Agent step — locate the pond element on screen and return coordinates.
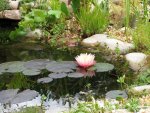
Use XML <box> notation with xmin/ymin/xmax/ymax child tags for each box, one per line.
<box><xmin>0</xmin><ymin>43</ymin><xmax>119</xmax><ymax>109</ymax></box>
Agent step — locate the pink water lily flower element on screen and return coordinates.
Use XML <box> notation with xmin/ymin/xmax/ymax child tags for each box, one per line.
<box><xmin>75</xmin><ymin>53</ymin><xmax>96</xmax><ymax>68</ymax></box>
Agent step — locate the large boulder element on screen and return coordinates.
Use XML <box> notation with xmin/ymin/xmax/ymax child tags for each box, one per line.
<box><xmin>0</xmin><ymin>10</ymin><xmax>21</xmax><ymax>20</ymax></box>
<box><xmin>82</xmin><ymin>34</ymin><xmax>134</xmax><ymax>54</ymax></box>
<box><xmin>125</xmin><ymin>52</ymin><xmax>148</xmax><ymax>71</ymax></box>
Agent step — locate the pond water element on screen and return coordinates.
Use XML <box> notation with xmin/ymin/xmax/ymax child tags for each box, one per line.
<box><xmin>0</xmin><ymin>43</ymin><xmax>119</xmax><ymax>108</ymax></box>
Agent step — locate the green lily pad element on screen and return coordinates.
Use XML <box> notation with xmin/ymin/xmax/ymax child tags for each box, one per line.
<box><xmin>37</xmin><ymin>77</ymin><xmax>53</xmax><ymax>83</ymax></box>
<box><xmin>46</xmin><ymin>61</ymin><xmax>74</xmax><ymax>73</ymax></box>
<box><xmin>48</xmin><ymin>73</ymin><xmax>67</xmax><ymax>79</ymax></box>
<box><xmin>0</xmin><ymin>61</ymin><xmax>26</xmax><ymax>73</ymax></box>
<box><xmin>24</xmin><ymin>59</ymin><xmax>50</xmax><ymax>70</ymax></box>
<box><xmin>94</xmin><ymin>63</ymin><xmax>114</xmax><ymax>72</ymax></box>
<box><xmin>22</xmin><ymin>69</ymin><xmax>41</xmax><ymax>76</ymax></box>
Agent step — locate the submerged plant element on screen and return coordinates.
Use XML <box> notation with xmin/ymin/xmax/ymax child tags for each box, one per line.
<box><xmin>75</xmin><ymin>53</ymin><xmax>96</xmax><ymax>68</ymax></box>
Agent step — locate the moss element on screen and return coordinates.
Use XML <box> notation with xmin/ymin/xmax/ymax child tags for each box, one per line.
<box><xmin>0</xmin><ymin>0</ymin><xmax>10</xmax><ymax>11</ymax></box>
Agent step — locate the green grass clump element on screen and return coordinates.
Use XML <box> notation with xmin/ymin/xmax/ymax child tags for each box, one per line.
<box><xmin>132</xmin><ymin>22</ymin><xmax>150</xmax><ymax>53</ymax></box>
<box><xmin>0</xmin><ymin>0</ymin><xmax>10</xmax><ymax>11</ymax></box>
<box><xmin>78</xmin><ymin>4</ymin><xmax>109</xmax><ymax>36</ymax></box>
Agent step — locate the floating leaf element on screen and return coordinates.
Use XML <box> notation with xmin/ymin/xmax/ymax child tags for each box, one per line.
<box><xmin>0</xmin><ymin>89</ymin><xmax>19</xmax><ymax>104</ymax></box>
<box><xmin>0</xmin><ymin>61</ymin><xmax>26</xmax><ymax>73</ymax></box>
<box><xmin>11</xmin><ymin>89</ymin><xmax>39</xmax><ymax>104</ymax></box>
<box><xmin>22</xmin><ymin>69</ymin><xmax>41</xmax><ymax>76</ymax></box>
<box><xmin>94</xmin><ymin>63</ymin><xmax>114</xmax><ymax>72</ymax></box>
<box><xmin>46</xmin><ymin>61</ymin><xmax>74</xmax><ymax>73</ymax></box>
<box><xmin>68</xmin><ymin>72</ymin><xmax>84</xmax><ymax>78</ymax></box>
<box><xmin>37</xmin><ymin>77</ymin><xmax>53</xmax><ymax>83</ymax></box>
<box><xmin>48</xmin><ymin>73</ymin><xmax>67</xmax><ymax>79</ymax></box>
<box><xmin>24</xmin><ymin>59</ymin><xmax>50</xmax><ymax>70</ymax></box>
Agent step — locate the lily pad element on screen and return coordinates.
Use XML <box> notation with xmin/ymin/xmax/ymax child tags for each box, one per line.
<box><xmin>59</xmin><ymin>61</ymin><xmax>77</xmax><ymax>69</ymax></box>
<box><xmin>11</xmin><ymin>89</ymin><xmax>39</xmax><ymax>104</ymax></box>
<box><xmin>46</xmin><ymin>62</ymin><xmax>73</xmax><ymax>73</ymax></box>
<box><xmin>0</xmin><ymin>61</ymin><xmax>26</xmax><ymax>73</ymax></box>
<box><xmin>68</xmin><ymin>72</ymin><xmax>84</xmax><ymax>78</ymax></box>
<box><xmin>0</xmin><ymin>89</ymin><xmax>19</xmax><ymax>104</ymax></box>
<box><xmin>105</xmin><ymin>90</ymin><xmax>128</xmax><ymax>99</ymax></box>
<box><xmin>24</xmin><ymin>59</ymin><xmax>50</xmax><ymax>70</ymax></box>
<box><xmin>48</xmin><ymin>73</ymin><xmax>67</xmax><ymax>79</ymax></box>
<box><xmin>37</xmin><ymin>77</ymin><xmax>53</xmax><ymax>83</ymax></box>
<box><xmin>94</xmin><ymin>63</ymin><xmax>114</xmax><ymax>72</ymax></box>
<box><xmin>22</xmin><ymin>69</ymin><xmax>41</xmax><ymax>76</ymax></box>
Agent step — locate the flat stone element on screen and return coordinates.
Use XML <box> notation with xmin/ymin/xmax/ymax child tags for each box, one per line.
<box><xmin>132</xmin><ymin>85</ymin><xmax>150</xmax><ymax>92</ymax></box>
<box><xmin>105</xmin><ymin>90</ymin><xmax>128</xmax><ymax>99</ymax></box>
<box><xmin>82</xmin><ymin>34</ymin><xmax>134</xmax><ymax>54</ymax></box>
<box><xmin>11</xmin><ymin>89</ymin><xmax>39</xmax><ymax>104</ymax></box>
<box><xmin>0</xmin><ymin>89</ymin><xmax>19</xmax><ymax>104</ymax></box>
<box><xmin>125</xmin><ymin>52</ymin><xmax>148</xmax><ymax>71</ymax></box>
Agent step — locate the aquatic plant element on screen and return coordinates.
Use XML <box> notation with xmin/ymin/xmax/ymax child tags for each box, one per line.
<box><xmin>75</xmin><ymin>53</ymin><xmax>96</xmax><ymax>68</ymax></box>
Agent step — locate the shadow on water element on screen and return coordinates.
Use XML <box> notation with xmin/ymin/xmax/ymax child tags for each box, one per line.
<box><xmin>0</xmin><ymin>43</ymin><xmax>119</xmax><ymax>102</ymax></box>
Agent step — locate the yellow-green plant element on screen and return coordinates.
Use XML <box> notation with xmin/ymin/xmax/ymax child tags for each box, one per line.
<box><xmin>0</xmin><ymin>0</ymin><xmax>10</xmax><ymax>11</ymax></box>
<box><xmin>78</xmin><ymin>3</ymin><xmax>109</xmax><ymax>36</ymax></box>
<box><xmin>132</xmin><ymin>21</ymin><xmax>150</xmax><ymax>53</ymax></box>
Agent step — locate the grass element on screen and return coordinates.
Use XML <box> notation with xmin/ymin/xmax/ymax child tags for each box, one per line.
<box><xmin>77</xmin><ymin>3</ymin><xmax>109</xmax><ymax>36</ymax></box>
<box><xmin>132</xmin><ymin>21</ymin><xmax>150</xmax><ymax>53</ymax></box>
<box><xmin>0</xmin><ymin>0</ymin><xmax>10</xmax><ymax>11</ymax></box>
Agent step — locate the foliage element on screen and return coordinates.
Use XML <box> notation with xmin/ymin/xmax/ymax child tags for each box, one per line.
<box><xmin>77</xmin><ymin>3</ymin><xmax>109</xmax><ymax>36</ymax></box>
<box><xmin>0</xmin><ymin>0</ymin><xmax>10</xmax><ymax>11</ymax></box>
<box><xmin>135</xmin><ymin>69</ymin><xmax>150</xmax><ymax>85</ymax></box>
<box><xmin>125</xmin><ymin>98</ymin><xmax>140</xmax><ymax>112</ymax></box>
<box><xmin>67</xmin><ymin>97</ymin><xmax>104</xmax><ymax>113</ymax></box>
<box><xmin>10</xmin><ymin>9</ymin><xmax>62</xmax><ymax>41</ymax></box>
<box><xmin>132</xmin><ymin>21</ymin><xmax>150</xmax><ymax>53</ymax></box>
<box><xmin>7</xmin><ymin>73</ymin><xmax>30</xmax><ymax>89</ymax></box>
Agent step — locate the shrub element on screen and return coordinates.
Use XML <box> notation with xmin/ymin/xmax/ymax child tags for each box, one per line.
<box><xmin>0</xmin><ymin>0</ymin><xmax>10</xmax><ymax>11</ymax></box>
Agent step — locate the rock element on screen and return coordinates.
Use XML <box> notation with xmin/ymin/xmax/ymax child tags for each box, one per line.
<box><xmin>132</xmin><ymin>85</ymin><xmax>150</xmax><ymax>92</ymax></box>
<box><xmin>82</xmin><ymin>34</ymin><xmax>134</xmax><ymax>54</ymax></box>
<box><xmin>0</xmin><ymin>89</ymin><xmax>19</xmax><ymax>104</ymax></box>
<box><xmin>105</xmin><ymin>90</ymin><xmax>128</xmax><ymax>99</ymax></box>
<box><xmin>26</xmin><ymin>29</ymin><xmax>43</xmax><ymax>39</ymax></box>
<box><xmin>9</xmin><ymin>0</ymin><xmax>19</xmax><ymax>10</ymax></box>
<box><xmin>0</xmin><ymin>10</ymin><xmax>21</xmax><ymax>20</ymax></box>
<box><xmin>125</xmin><ymin>52</ymin><xmax>148</xmax><ymax>71</ymax></box>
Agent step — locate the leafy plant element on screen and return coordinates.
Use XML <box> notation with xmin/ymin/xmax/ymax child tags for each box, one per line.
<box><xmin>135</xmin><ymin>69</ymin><xmax>150</xmax><ymax>85</ymax></box>
<box><xmin>0</xmin><ymin>0</ymin><xmax>10</xmax><ymax>11</ymax></box>
<box><xmin>67</xmin><ymin>97</ymin><xmax>104</xmax><ymax>113</ymax></box>
<box><xmin>125</xmin><ymin>98</ymin><xmax>140</xmax><ymax>112</ymax></box>
<box><xmin>77</xmin><ymin>3</ymin><xmax>109</xmax><ymax>36</ymax></box>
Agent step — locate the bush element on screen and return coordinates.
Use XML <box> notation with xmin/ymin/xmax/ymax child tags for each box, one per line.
<box><xmin>0</xmin><ymin>0</ymin><xmax>10</xmax><ymax>11</ymax></box>
<box><xmin>132</xmin><ymin>21</ymin><xmax>150</xmax><ymax>53</ymax></box>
